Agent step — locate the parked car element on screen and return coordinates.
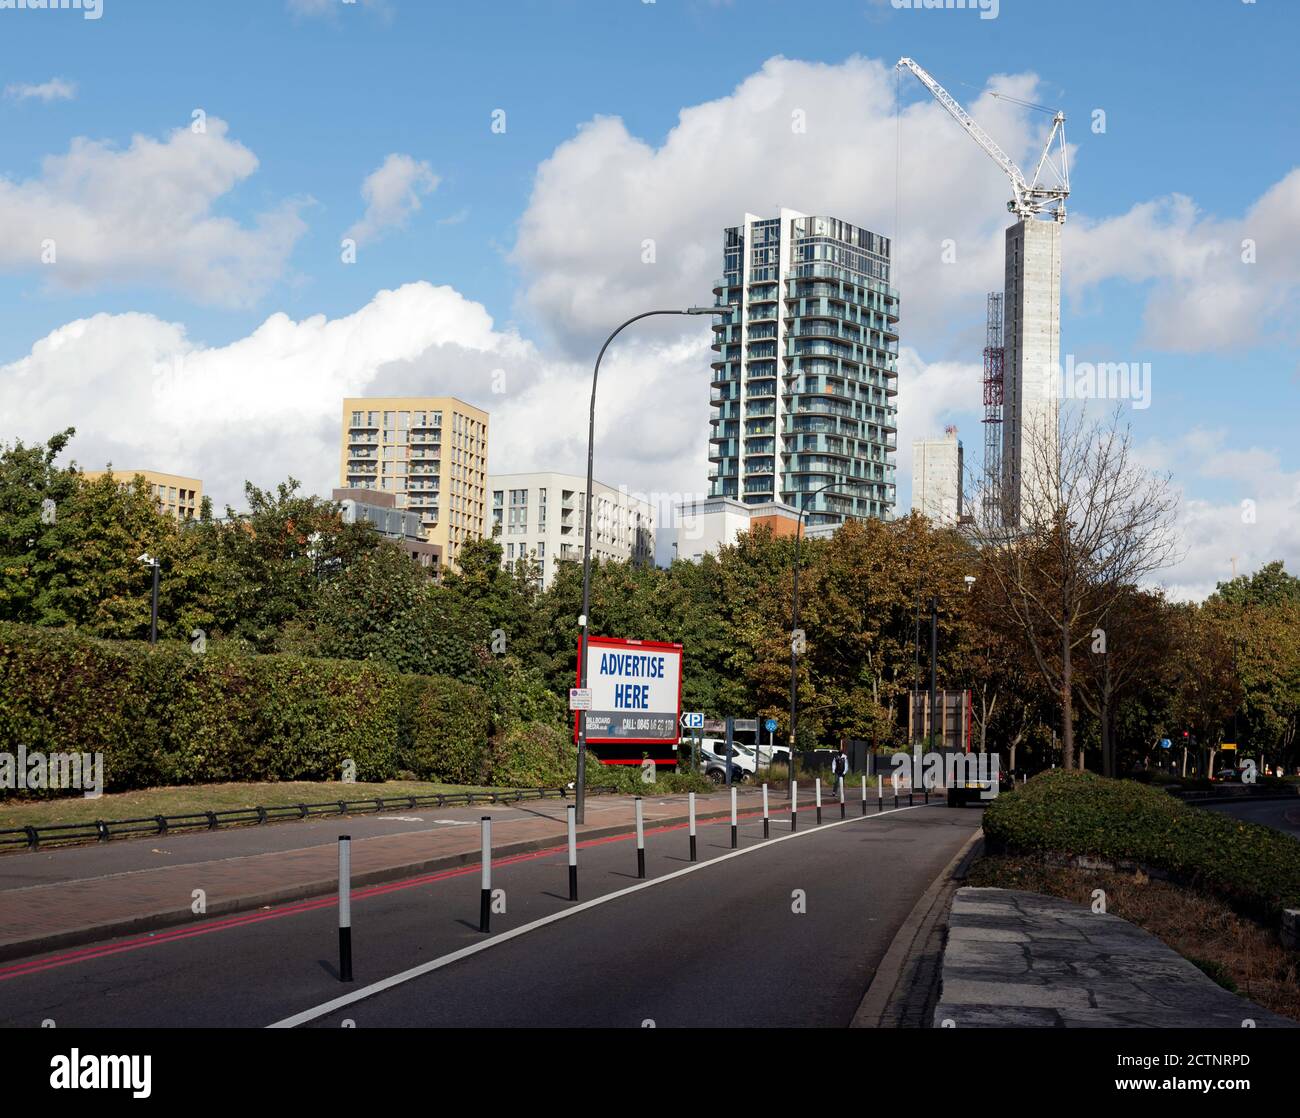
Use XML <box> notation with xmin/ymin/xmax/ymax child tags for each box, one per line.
<box><xmin>698</xmin><ymin>742</ymin><xmax>755</xmax><ymax>784</ymax></box>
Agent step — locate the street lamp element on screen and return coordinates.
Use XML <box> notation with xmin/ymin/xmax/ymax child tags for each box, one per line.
<box><xmin>138</xmin><ymin>552</ymin><xmax>160</xmax><ymax>645</ymax></box>
<box><xmin>789</xmin><ymin>476</ymin><xmax>852</xmax><ymax>798</ymax></box>
<box><xmin>575</xmin><ymin>304</ymin><xmax>722</xmax><ymax>824</ymax></box>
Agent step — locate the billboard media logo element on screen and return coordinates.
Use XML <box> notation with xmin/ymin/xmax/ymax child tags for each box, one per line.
<box><xmin>0</xmin><ymin>0</ymin><xmax>103</xmax><ymax>18</ymax></box>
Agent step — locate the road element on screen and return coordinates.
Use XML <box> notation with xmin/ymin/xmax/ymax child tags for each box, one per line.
<box><xmin>1205</xmin><ymin>796</ymin><xmax>1300</xmax><ymax>838</ymax></box>
<box><xmin>0</xmin><ymin>800</ymin><xmax>980</xmax><ymax>1028</ymax></box>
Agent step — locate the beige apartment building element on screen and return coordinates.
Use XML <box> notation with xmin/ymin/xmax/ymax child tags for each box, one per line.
<box><xmin>83</xmin><ymin>469</ymin><xmax>203</xmax><ymax>522</ymax></box>
<box><xmin>340</xmin><ymin>397</ymin><xmax>488</xmax><ymax>570</ymax></box>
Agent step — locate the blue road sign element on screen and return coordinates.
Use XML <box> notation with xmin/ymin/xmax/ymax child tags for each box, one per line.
<box><xmin>1160</xmin><ymin>738</ymin><xmax>1171</xmax><ymax>749</ymax></box>
<box><xmin>680</xmin><ymin>712</ymin><xmax>704</xmax><ymax>730</ymax></box>
<box><xmin>764</xmin><ymin>718</ymin><xmax>778</xmax><ymax>733</ymax></box>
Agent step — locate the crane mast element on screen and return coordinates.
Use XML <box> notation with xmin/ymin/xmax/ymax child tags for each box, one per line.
<box><xmin>895</xmin><ymin>56</ymin><xmax>1070</xmax><ymax>223</ymax></box>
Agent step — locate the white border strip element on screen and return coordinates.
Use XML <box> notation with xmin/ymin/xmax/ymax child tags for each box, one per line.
<box><xmin>267</xmin><ymin>801</ymin><xmax>937</xmax><ymax>1028</ymax></box>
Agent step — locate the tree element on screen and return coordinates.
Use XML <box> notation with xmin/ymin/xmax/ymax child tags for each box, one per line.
<box><xmin>971</xmin><ymin>406</ymin><xmax>1181</xmax><ymax>769</ymax></box>
<box><xmin>1075</xmin><ymin>586</ymin><xmax>1169</xmax><ymax>776</ymax></box>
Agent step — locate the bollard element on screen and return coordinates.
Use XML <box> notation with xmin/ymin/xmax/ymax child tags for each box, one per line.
<box><xmin>337</xmin><ymin>835</ymin><xmax>353</xmax><ymax>982</ymax></box>
<box><xmin>479</xmin><ymin>817</ymin><xmax>492</xmax><ymax>933</ymax></box>
<box><xmin>839</xmin><ymin>777</ymin><xmax>846</xmax><ymax>819</ymax></box>
<box><xmin>878</xmin><ymin>774</ymin><xmax>884</xmax><ymax>812</ymax></box>
<box><xmin>635</xmin><ymin>797</ymin><xmax>645</xmax><ymax>879</ymax></box>
<box><xmin>861</xmin><ymin>775</ymin><xmax>867</xmax><ymax>816</ymax></box>
<box><xmin>815</xmin><ymin>778</ymin><xmax>822</xmax><ymax>825</ymax></box>
<box><xmin>567</xmin><ymin>804</ymin><xmax>578</xmax><ymax>901</ymax></box>
<box><xmin>730</xmin><ymin>786</ymin><xmax>738</xmax><ymax>849</ymax></box>
<box><xmin>688</xmin><ymin>791</ymin><xmax>697</xmax><ymax>862</ymax></box>
<box><xmin>762</xmin><ymin>783</ymin><xmax>770</xmax><ymax>839</ymax></box>
<box><xmin>791</xmin><ymin>780</ymin><xmax>798</xmax><ymax>831</ymax></box>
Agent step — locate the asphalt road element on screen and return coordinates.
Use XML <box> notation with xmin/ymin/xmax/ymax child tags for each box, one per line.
<box><xmin>0</xmin><ymin>800</ymin><xmax>981</xmax><ymax>1028</ymax></box>
<box><xmin>1205</xmin><ymin>797</ymin><xmax>1300</xmax><ymax>838</ymax></box>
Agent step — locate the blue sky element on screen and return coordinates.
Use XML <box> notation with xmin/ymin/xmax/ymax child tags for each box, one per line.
<box><xmin>0</xmin><ymin>0</ymin><xmax>1296</xmax><ymax>596</ymax></box>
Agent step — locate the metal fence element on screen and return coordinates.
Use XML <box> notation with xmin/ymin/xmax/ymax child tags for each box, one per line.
<box><xmin>0</xmin><ymin>784</ymin><xmax>620</xmax><ymax>852</ymax></box>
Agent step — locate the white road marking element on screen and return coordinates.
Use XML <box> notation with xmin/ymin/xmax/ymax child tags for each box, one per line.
<box><xmin>267</xmin><ymin>801</ymin><xmax>940</xmax><ymax>1028</ymax></box>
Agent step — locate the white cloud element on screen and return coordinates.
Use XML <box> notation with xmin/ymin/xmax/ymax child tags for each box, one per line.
<box><xmin>511</xmin><ymin>56</ymin><xmax>1067</xmax><ymax>356</ymax></box>
<box><xmin>1141</xmin><ymin>430</ymin><xmax>1300</xmax><ymax>601</ymax></box>
<box><xmin>346</xmin><ymin>154</ymin><xmax>439</xmax><ymax>245</ymax></box>
<box><xmin>0</xmin><ymin>283</ymin><xmax>713</xmax><ymax>543</ymax></box>
<box><xmin>4</xmin><ymin>78</ymin><xmax>77</xmax><ymax>103</ymax></box>
<box><xmin>1066</xmin><ymin>170</ymin><xmax>1300</xmax><ymax>351</ymax></box>
<box><xmin>0</xmin><ymin>117</ymin><xmax>305</xmax><ymax>307</ymax></box>
<box><xmin>892</xmin><ymin>346</ymin><xmax>982</xmax><ymax>508</ymax></box>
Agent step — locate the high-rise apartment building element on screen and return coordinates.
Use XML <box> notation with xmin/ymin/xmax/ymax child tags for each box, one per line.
<box><xmin>83</xmin><ymin>469</ymin><xmax>203</xmax><ymax>522</ymax></box>
<box><xmin>911</xmin><ymin>427</ymin><xmax>964</xmax><ymax>526</ymax></box>
<box><xmin>488</xmin><ymin>471</ymin><xmax>654</xmax><ymax>589</ymax></box>
<box><xmin>340</xmin><ymin>397</ymin><xmax>488</xmax><ymax>570</ymax></box>
<box><xmin>710</xmin><ymin>209</ymin><xmax>899</xmax><ymax>532</ymax></box>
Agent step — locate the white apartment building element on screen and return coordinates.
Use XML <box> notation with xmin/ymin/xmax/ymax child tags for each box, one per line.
<box><xmin>911</xmin><ymin>428</ymin><xmax>964</xmax><ymax>526</ymax></box>
<box><xmin>489</xmin><ymin>472</ymin><xmax>655</xmax><ymax>589</ymax></box>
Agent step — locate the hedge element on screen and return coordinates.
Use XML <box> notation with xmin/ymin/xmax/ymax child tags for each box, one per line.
<box><xmin>0</xmin><ymin>622</ymin><xmax>684</xmax><ymax>794</ymax></box>
<box><xmin>982</xmin><ymin>770</ymin><xmax>1300</xmax><ymax>923</ymax></box>
<box><xmin>0</xmin><ymin>622</ymin><xmax>408</xmax><ymax>790</ymax></box>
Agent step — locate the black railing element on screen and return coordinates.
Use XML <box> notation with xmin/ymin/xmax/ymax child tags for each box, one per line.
<box><xmin>0</xmin><ymin>785</ymin><xmax>620</xmax><ymax>852</ymax></box>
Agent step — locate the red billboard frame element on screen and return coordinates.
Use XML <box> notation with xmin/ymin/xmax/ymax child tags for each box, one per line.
<box><xmin>574</xmin><ymin>635</ymin><xmax>683</xmax><ymax>764</ymax></box>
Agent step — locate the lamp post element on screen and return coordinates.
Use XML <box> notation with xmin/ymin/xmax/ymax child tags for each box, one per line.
<box><xmin>138</xmin><ymin>552</ymin><xmax>160</xmax><ymax>645</ymax></box>
<box><xmin>575</xmin><ymin>305</ymin><xmax>721</xmax><ymax>824</ymax></box>
<box><xmin>789</xmin><ymin>477</ymin><xmax>851</xmax><ymax>799</ymax></box>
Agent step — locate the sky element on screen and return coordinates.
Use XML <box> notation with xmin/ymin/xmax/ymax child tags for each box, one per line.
<box><xmin>0</xmin><ymin>0</ymin><xmax>1296</xmax><ymax>599</ymax></box>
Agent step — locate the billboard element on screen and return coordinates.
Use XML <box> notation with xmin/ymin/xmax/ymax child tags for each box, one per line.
<box><xmin>574</xmin><ymin>636</ymin><xmax>682</xmax><ymax>764</ymax></box>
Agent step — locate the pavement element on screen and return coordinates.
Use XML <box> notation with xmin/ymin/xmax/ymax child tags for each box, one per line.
<box><xmin>0</xmin><ymin>795</ymin><xmax>979</xmax><ymax>1028</ymax></box>
<box><xmin>934</xmin><ymin>887</ymin><xmax>1298</xmax><ymax>1028</ymax></box>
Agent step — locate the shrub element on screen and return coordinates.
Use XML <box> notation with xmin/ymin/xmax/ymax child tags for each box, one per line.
<box><xmin>399</xmin><ymin>674</ymin><xmax>491</xmax><ymax>784</ymax></box>
<box><xmin>983</xmin><ymin>770</ymin><xmax>1300</xmax><ymax>922</ymax></box>
<box><xmin>485</xmin><ymin>721</ymin><xmax>573</xmax><ymax>787</ymax></box>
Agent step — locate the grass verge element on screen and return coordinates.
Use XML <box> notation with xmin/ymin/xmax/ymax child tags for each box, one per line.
<box><xmin>967</xmin><ymin>853</ymin><xmax>1300</xmax><ymax>1022</ymax></box>
<box><xmin>0</xmin><ymin>780</ymin><xmax>493</xmax><ymax>831</ymax></box>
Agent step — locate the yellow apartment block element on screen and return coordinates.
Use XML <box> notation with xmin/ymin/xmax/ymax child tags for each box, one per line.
<box><xmin>83</xmin><ymin>469</ymin><xmax>203</xmax><ymax>522</ymax></box>
<box><xmin>340</xmin><ymin>397</ymin><xmax>488</xmax><ymax>570</ymax></box>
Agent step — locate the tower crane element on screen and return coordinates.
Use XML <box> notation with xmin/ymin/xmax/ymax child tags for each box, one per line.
<box><xmin>895</xmin><ymin>56</ymin><xmax>1070</xmax><ymax>223</ymax></box>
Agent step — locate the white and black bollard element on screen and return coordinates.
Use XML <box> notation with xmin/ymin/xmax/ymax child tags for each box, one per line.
<box><xmin>337</xmin><ymin>835</ymin><xmax>353</xmax><ymax>982</ymax></box>
<box><xmin>635</xmin><ymin>797</ymin><xmax>645</xmax><ymax>879</ymax></box>
<box><xmin>479</xmin><ymin>817</ymin><xmax>492</xmax><ymax>933</ymax></box>
<box><xmin>839</xmin><ymin>776</ymin><xmax>846</xmax><ymax>819</ymax></box>
<box><xmin>791</xmin><ymin>780</ymin><xmax>798</xmax><ymax>831</ymax></box>
<box><xmin>861</xmin><ymin>774</ymin><xmax>867</xmax><ymax>815</ymax></box>
<box><xmin>878</xmin><ymin>774</ymin><xmax>884</xmax><ymax>812</ymax></box>
<box><xmin>762</xmin><ymin>783</ymin><xmax>770</xmax><ymax>839</ymax></box>
<box><xmin>688</xmin><ymin>791</ymin><xmax>697</xmax><ymax>862</ymax></box>
<box><xmin>567</xmin><ymin>804</ymin><xmax>578</xmax><ymax>901</ymax></box>
<box><xmin>730</xmin><ymin>785</ymin><xmax>738</xmax><ymax>849</ymax></box>
<box><xmin>815</xmin><ymin>778</ymin><xmax>822</xmax><ymax>825</ymax></box>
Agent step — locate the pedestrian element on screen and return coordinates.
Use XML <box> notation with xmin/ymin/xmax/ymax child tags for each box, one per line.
<box><xmin>831</xmin><ymin>749</ymin><xmax>848</xmax><ymax>794</ymax></box>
